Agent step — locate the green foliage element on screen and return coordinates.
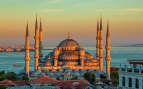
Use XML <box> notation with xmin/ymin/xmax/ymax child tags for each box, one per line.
<box><xmin>83</xmin><ymin>72</ymin><xmax>96</xmax><ymax>84</ymax></box>
<box><xmin>6</xmin><ymin>72</ymin><xmax>18</xmax><ymax>81</ymax></box>
<box><xmin>100</xmin><ymin>74</ymin><xmax>106</xmax><ymax>82</ymax></box>
<box><xmin>110</xmin><ymin>71</ymin><xmax>119</xmax><ymax>85</ymax></box>
<box><xmin>71</xmin><ymin>76</ymin><xmax>78</xmax><ymax>80</ymax></box>
<box><xmin>22</xmin><ymin>74</ymin><xmax>29</xmax><ymax>80</ymax></box>
<box><xmin>0</xmin><ymin>71</ymin><xmax>6</xmax><ymax>81</ymax></box>
<box><xmin>0</xmin><ymin>71</ymin><xmax>20</xmax><ymax>81</ymax></box>
<box><xmin>0</xmin><ymin>85</ymin><xmax>6</xmax><ymax>89</ymax></box>
<box><xmin>56</xmin><ymin>77</ymin><xmax>60</xmax><ymax>80</ymax></box>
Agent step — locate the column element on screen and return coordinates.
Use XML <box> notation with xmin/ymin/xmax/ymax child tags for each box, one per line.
<box><xmin>132</xmin><ymin>77</ymin><xmax>135</xmax><ymax>88</ymax></box>
<box><xmin>119</xmin><ymin>75</ymin><xmax>122</xmax><ymax>87</ymax></box>
<box><xmin>125</xmin><ymin>65</ymin><xmax>128</xmax><ymax>72</ymax></box>
<box><xmin>125</xmin><ymin>76</ymin><xmax>128</xmax><ymax>88</ymax></box>
<box><xmin>132</xmin><ymin>64</ymin><xmax>134</xmax><ymax>73</ymax></box>
<box><xmin>139</xmin><ymin>78</ymin><xmax>142</xmax><ymax>89</ymax></box>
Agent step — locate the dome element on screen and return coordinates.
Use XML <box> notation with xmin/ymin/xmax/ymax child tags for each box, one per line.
<box><xmin>58</xmin><ymin>38</ymin><xmax>79</xmax><ymax>48</ymax></box>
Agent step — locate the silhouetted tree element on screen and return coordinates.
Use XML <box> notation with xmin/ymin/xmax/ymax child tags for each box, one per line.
<box><xmin>110</xmin><ymin>67</ymin><xmax>119</xmax><ymax>85</ymax></box>
<box><xmin>83</xmin><ymin>72</ymin><xmax>96</xmax><ymax>84</ymax></box>
<box><xmin>71</xmin><ymin>76</ymin><xmax>78</xmax><ymax>80</ymax></box>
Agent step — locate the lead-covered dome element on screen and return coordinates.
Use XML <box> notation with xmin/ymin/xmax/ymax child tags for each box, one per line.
<box><xmin>57</xmin><ymin>34</ymin><xmax>80</xmax><ymax>51</ymax></box>
<box><xmin>58</xmin><ymin>39</ymin><xmax>79</xmax><ymax>47</ymax></box>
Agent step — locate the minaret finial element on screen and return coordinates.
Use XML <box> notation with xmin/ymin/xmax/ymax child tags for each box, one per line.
<box><xmin>100</xmin><ymin>16</ymin><xmax>102</xmax><ymax>30</ymax></box>
<box><xmin>26</xmin><ymin>21</ymin><xmax>29</xmax><ymax>36</ymax></box>
<box><xmin>39</xmin><ymin>18</ymin><xmax>42</xmax><ymax>32</ymax></box>
<box><xmin>35</xmin><ymin>14</ymin><xmax>38</xmax><ymax>29</ymax></box>
<box><xmin>107</xmin><ymin>20</ymin><xmax>110</xmax><ymax>37</ymax></box>
<box><xmin>67</xmin><ymin>32</ymin><xmax>71</xmax><ymax>39</ymax></box>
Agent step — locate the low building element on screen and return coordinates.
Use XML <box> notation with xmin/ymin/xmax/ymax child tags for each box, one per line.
<box><xmin>118</xmin><ymin>59</ymin><xmax>143</xmax><ymax>89</ymax></box>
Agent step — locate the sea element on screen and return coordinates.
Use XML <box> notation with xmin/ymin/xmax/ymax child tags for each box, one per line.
<box><xmin>0</xmin><ymin>47</ymin><xmax>143</xmax><ymax>73</ymax></box>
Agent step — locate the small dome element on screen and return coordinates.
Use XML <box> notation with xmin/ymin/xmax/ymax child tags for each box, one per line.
<box><xmin>58</xmin><ymin>39</ymin><xmax>79</xmax><ymax>48</ymax></box>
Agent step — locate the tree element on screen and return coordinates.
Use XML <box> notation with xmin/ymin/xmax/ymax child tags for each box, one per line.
<box><xmin>110</xmin><ymin>71</ymin><xmax>119</xmax><ymax>85</ymax></box>
<box><xmin>0</xmin><ymin>85</ymin><xmax>6</xmax><ymax>89</ymax></box>
<box><xmin>0</xmin><ymin>71</ymin><xmax>6</xmax><ymax>81</ymax></box>
<box><xmin>71</xmin><ymin>76</ymin><xmax>78</xmax><ymax>80</ymax></box>
<box><xmin>6</xmin><ymin>72</ymin><xmax>19</xmax><ymax>81</ymax></box>
<box><xmin>100</xmin><ymin>74</ymin><xmax>106</xmax><ymax>82</ymax></box>
<box><xmin>83</xmin><ymin>72</ymin><xmax>96</xmax><ymax>84</ymax></box>
<box><xmin>22</xmin><ymin>74</ymin><xmax>29</xmax><ymax>80</ymax></box>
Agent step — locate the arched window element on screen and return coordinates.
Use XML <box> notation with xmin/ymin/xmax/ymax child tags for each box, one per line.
<box><xmin>122</xmin><ymin>77</ymin><xmax>125</xmax><ymax>86</ymax></box>
<box><xmin>128</xmin><ymin>78</ymin><xmax>132</xmax><ymax>87</ymax></box>
<box><xmin>136</xmin><ymin>79</ymin><xmax>139</xmax><ymax>88</ymax></box>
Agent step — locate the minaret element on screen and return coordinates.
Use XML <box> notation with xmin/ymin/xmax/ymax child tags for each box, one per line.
<box><xmin>96</xmin><ymin>21</ymin><xmax>100</xmax><ymax>61</ymax></box>
<box><xmin>39</xmin><ymin>19</ymin><xmax>43</xmax><ymax>63</ymax></box>
<box><xmin>25</xmin><ymin>22</ymin><xmax>30</xmax><ymax>76</ymax></box>
<box><xmin>99</xmin><ymin>17</ymin><xmax>103</xmax><ymax>72</ymax></box>
<box><xmin>105</xmin><ymin>22</ymin><xmax>111</xmax><ymax>80</ymax></box>
<box><xmin>34</xmin><ymin>16</ymin><xmax>39</xmax><ymax>71</ymax></box>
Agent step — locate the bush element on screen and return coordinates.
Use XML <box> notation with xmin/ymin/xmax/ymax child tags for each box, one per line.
<box><xmin>110</xmin><ymin>71</ymin><xmax>119</xmax><ymax>85</ymax></box>
<box><xmin>83</xmin><ymin>72</ymin><xmax>96</xmax><ymax>84</ymax></box>
<box><xmin>0</xmin><ymin>71</ymin><xmax>20</xmax><ymax>81</ymax></box>
<box><xmin>71</xmin><ymin>76</ymin><xmax>78</xmax><ymax>80</ymax></box>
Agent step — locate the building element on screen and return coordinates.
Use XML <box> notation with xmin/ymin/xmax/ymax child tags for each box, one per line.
<box><xmin>24</xmin><ymin>17</ymin><xmax>112</xmax><ymax>80</ymax></box>
<box><xmin>118</xmin><ymin>59</ymin><xmax>143</xmax><ymax>89</ymax></box>
<box><xmin>6</xmin><ymin>75</ymin><xmax>94</xmax><ymax>89</ymax></box>
<box><xmin>41</xmin><ymin>35</ymin><xmax>100</xmax><ymax>70</ymax></box>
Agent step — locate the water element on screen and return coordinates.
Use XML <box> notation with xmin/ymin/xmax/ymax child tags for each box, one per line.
<box><xmin>0</xmin><ymin>47</ymin><xmax>143</xmax><ymax>73</ymax></box>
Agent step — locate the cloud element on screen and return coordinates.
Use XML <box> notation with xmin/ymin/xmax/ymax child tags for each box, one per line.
<box><xmin>40</xmin><ymin>9</ymin><xmax>64</xmax><ymax>13</ymax></box>
<box><xmin>47</xmin><ymin>0</ymin><xmax>64</xmax><ymax>3</ymax></box>
<box><xmin>127</xmin><ymin>8</ymin><xmax>143</xmax><ymax>12</ymax></box>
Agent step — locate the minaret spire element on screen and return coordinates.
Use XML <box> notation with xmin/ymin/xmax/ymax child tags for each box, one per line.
<box><xmin>25</xmin><ymin>22</ymin><xmax>30</xmax><ymax>76</ymax></box>
<box><xmin>99</xmin><ymin>17</ymin><xmax>103</xmax><ymax>72</ymax></box>
<box><xmin>39</xmin><ymin>18</ymin><xmax>43</xmax><ymax>63</ymax></box>
<box><xmin>34</xmin><ymin>16</ymin><xmax>39</xmax><ymax>71</ymax></box>
<box><xmin>96</xmin><ymin>20</ymin><xmax>100</xmax><ymax>61</ymax></box>
<box><xmin>105</xmin><ymin>21</ymin><xmax>111</xmax><ymax>80</ymax></box>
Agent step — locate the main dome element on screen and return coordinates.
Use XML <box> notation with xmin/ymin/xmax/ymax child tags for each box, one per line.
<box><xmin>58</xmin><ymin>39</ymin><xmax>79</xmax><ymax>48</ymax></box>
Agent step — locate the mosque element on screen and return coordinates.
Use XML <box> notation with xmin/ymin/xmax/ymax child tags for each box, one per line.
<box><xmin>24</xmin><ymin>17</ymin><xmax>111</xmax><ymax>80</ymax></box>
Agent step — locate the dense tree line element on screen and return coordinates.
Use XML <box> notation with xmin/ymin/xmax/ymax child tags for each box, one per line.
<box><xmin>0</xmin><ymin>71</ymin><xmax>20</xmax><ymax>81</ymax></box>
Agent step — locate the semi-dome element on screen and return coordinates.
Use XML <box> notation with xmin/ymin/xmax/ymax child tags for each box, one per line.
<box><xmin>59</xmin><ymin>51</ymin><xmax>79</xmax><ymax>60</ymax></box>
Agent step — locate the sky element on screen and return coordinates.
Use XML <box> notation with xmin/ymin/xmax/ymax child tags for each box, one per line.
<box><xmin>0</xmin><ymin>0</ymin><xmax>143</xmax><ymax>47</ymax></box>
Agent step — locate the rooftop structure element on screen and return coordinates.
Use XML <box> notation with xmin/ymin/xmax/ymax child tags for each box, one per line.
<box><xmin>118</xmin><ymin>58</ymin><xmax>143</xmax><ymax>89</ymax></box>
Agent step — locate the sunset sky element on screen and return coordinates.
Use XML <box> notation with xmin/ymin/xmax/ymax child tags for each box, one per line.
<box><xmin>0</xmin><ymin>0</ymin><xmax>143</xmax><ymax>46</ymax></box>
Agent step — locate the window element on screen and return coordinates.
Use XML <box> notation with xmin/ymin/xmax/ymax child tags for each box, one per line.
<box><xmin>128</xmin><ymin>78</ymin><xmax>132</xmax><ymax>88</ymax></box>
<box><xmin>122</xmin><ymin>77</ymin><xmax>125</xmax><ymax>86</ymax></box>
<box><xmin>136</xmin><ymin>79</ymin><xmax>139</xmax><ymax>88</ymax></box>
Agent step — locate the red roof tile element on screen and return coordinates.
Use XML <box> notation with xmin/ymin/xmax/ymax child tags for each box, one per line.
<box><xmin>0</xmin><ymin>80</ymin><xmax>16</xmax><ymax>86</ymax></box>
<box><xmin>13</xmin><ymin>80</ymin><xmax>29</xmax><ymax>86</ymax></box>
<box><xmin>54</xmin><ymin>80</ymin><xmax>91</xmax><ymax>89</ymax></box>
<box><xmin>32</xmin><ymin>75</ymin><xmax>60</xmax><ymax>84</ymax></box>
<box><xmin>0</xmin><ymin>80</ymin><xmax>29</xmax><ymax>86</ymax></box>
